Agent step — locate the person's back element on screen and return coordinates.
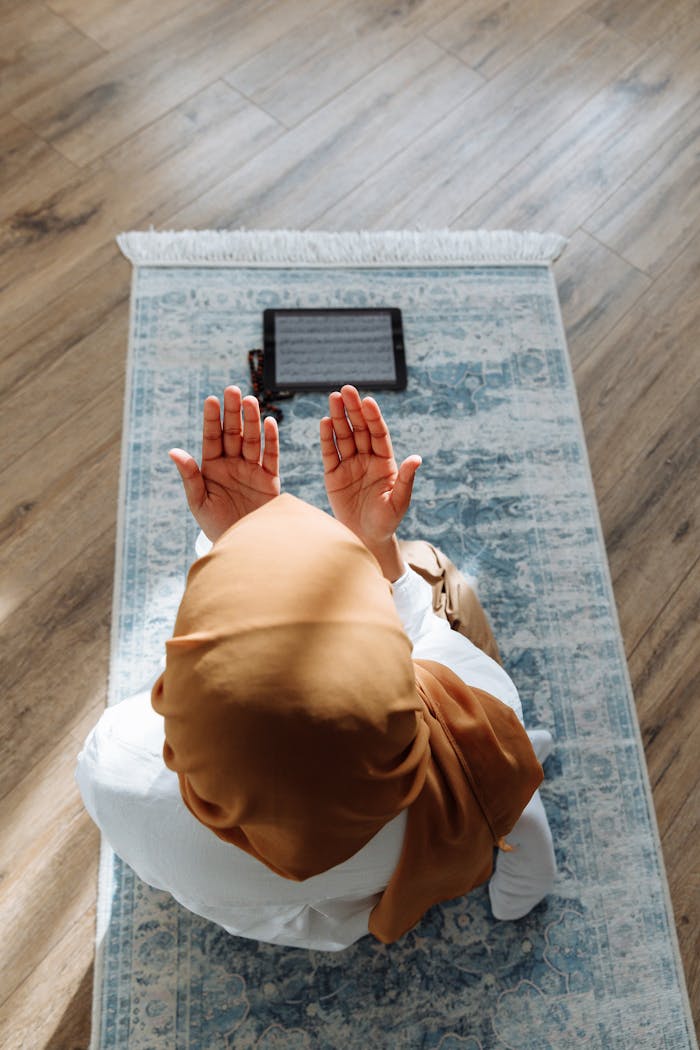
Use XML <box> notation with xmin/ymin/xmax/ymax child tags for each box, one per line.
<box><xmin>76</xmin><ymin>385</ymin><xmax>555</xmax><ymax>950</ymax></box>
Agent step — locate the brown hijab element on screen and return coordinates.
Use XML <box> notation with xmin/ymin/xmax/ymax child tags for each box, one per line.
<box><xmin>152</xmin><ymin>494</ymin><xmax>542</xmax><ymax>943</ymax></box>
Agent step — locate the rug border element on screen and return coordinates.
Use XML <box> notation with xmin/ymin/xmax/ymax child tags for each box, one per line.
<box><xmin>89</xmin><ymin>260</ymin><xmax>141</xmax><ymax>1050</ymax></box>
<box><xmin>544</xmin><ymin>266</ymin><xmax>698</xmax><ymax>1048</ymax></box>
<box><xmin>92</xmin><ymin>236</ymin><xmax>697</xmax><ymax>1049</ymax></box>
<box><xmin>116</xmin><ymin>228</ymin><xmax>568</xmax><ymax>268</ymax></box>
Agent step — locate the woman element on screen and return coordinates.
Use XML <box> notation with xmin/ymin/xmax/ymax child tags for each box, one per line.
<box><xmin>76</xmin><ymin>385</ymin><xmax>556</xmax><ymax>951</ymax></box>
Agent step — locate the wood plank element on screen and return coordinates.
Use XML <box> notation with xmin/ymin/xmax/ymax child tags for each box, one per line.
<box><xmin>0</xmin><ymin>114</ymin><xmax>79</xmax><ymax>222</ymax></box>
<box><xmin>0</xmin><ymin>84</ymin><xmax>281</xmax><ymax>333</ymax></box>
<box><xmin>0</xmin><ymin>431</ymin><xmax>120</xmax><ymax>635</ymax></box>
<box><xmin>657</xmin><ymin>780</ymin><xmax>700</xmax><ymax>1015</ymax></box>
<box><xmin>630</xmin><ymin>566</ymin><xmax>700</xmax><ymax>830</ymax></box>
<box><xmin>647</xmin><ymin>0</ymin><xmax>700</xmax><ymax>57</ymax></box>
<box><xmin>427</xmin><ymin>0</ymin><xmax>585</xmax><ymax>78</ymax></box>
<box><xmin>0</xmin><ymin>704</ymin><xmax>103</xmax><ymax>854</ymax></box>
<box><xmin>0</xmin><ymin>159</ymin><xmax>117</xmax><ymax>321</ymax></box>
<box><xmin>0</xmin><ymin>307</ymin><xmax>126</xmax><ymax>471</ymax></box>
<box><xmin>0</xmin><ymin>369</ymin><xmax>125</xmax><ymax>594</ymax></box>
<box><xmin>454</xmin><ymin>37</ymin><xmax>700</xmax><ymax>235</ymax></box>
<box><xmin>0</xmin><ymin>250</ymin><xmax>128</xmax><ymax>390</ymax></box>
<box><xmin>576</xmin><ymin>237</ymin><xmax>700</xmax><ymax>502</ymax></box>
<box><xmin>47</xmin><ymin>0</ymin><xmax>199</xmax><ymax>51</ymax></box>
<box><xmin>654</xmin><ymin>693</ymin><xmax>700</xmax><ymax>840</ymax></box>
<box><xmin>600</xmin><ymin>381</ymin><xmax>699</xmax><ymax>653</ymax></box>
<box><xmin>103</xmin><ymin>80</ymin><xmax>283</xmax><ymax>180</ymax></box>
<box><xmin>168</xmin><ymin>37</ymin><xmax>483</xmax><ymax>231</ymax></box>
<box><xmin>12</xmin><ymin>0</ymin><xmax>332</xmax><ymax>166</ymax></box>
<box><xmin>316</xmin><ymin>12</ymin><xmax>641</xmax><ymax>229</ymax></box>
<box><xmin>636</xmin><ymin>701</ymin><xmax>699</xmax><ymax>1022</ymax></box>
<box><xmin>553</xmin><ymin>229</ymin><xmax>652</xmax><ymax>370</ymax></box>
<box><xmin>0</xmin><ymin>913</ymin><xmax>94</xmax><ymax>1049</ymax></box>
<box><xmin>0</xmin><ymin>806</ymin><xmax>99</xmax><ymax>1006</ymax></box>
<box><xmin>586</xmin><ymin>0</ymin><xmax>699</xmax><ymax>51</ymax></box>
<box><xmin>0</xmin><ymin>710</ymin><xmax>101</xmax><ymax>1046</ymax></box>
<box><xmin>224</xmin><ymin>0</ymin><xmax>465</xmax><ymax>127</ymax></box>
<box><xmin>630</xmin><ymin>566</ymin><xmax>700</xmax><ymax>731</ymax></box>
<box><xmin>0</xmin><ymin>518</ymin><xmax>117</xmax><ymax>798</ymax></box>
<box><xmin>584</xmin><ymin>99</ymin><xmax>700</xmax><ymax>276</ymax></box>
<box><xmin>0</xmin><ymin>0</ymin><xmax>105</xmax><ymax>114</ymax></box>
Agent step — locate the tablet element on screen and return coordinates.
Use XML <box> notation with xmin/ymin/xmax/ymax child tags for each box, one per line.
<box><xmin>263</xmin><ymin>308</ymin><xmax>407</xmax><ymax>392</ymax></box>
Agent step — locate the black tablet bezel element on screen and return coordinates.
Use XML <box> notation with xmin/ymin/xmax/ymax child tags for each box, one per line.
<box><xmin>262</xmin><ymin>307</ymin><xmax>407</xmax><ymax>392</ymax></box>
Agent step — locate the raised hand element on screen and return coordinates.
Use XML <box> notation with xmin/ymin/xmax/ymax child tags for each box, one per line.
<box><xmin>319</xmin><ymin>385</ymin><xmax>421</xmax><ymax>555</ymax></box>
<box><xmin>169</xmin><ymin>386</ymin><xmax>280</xmax><ymax>542</ymax></box>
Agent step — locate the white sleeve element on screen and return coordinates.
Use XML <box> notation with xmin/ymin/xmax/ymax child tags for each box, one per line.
<box><xmin>195</xmin><ymin>530</ymin><xmax>212</xmax><ymax>558</ymax></box>
<box><xmin>392</xmin><ymin>565</ymin><xmax>523</xmax><ymax>723</ymax></box>
<box><xmin>390</xmin><ymin>563</ymin><xmax>437</xmax><ymax>643</ymax></box>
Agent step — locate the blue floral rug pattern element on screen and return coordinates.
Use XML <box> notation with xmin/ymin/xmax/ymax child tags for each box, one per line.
<box><xmin>97</xmin><ymin>258</ymin><xmax>695</xmax><ymax>1049</ymax></box>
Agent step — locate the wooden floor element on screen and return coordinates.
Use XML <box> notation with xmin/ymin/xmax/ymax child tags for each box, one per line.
<box><xmin>1</xmin><ymin>0</ymin><xmax>698</xmax><ymax>1045</ymax></box>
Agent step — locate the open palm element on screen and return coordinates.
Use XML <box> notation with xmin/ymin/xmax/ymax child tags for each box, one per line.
<box><xmin>320</xmin><ymin>386</ymin><xmax>421</xmax><ymax>550</ymax></box>
<box><xmin>169</xmin><ymin>386</ymin><xmax>280</xmax><ymax>542</ymax></box>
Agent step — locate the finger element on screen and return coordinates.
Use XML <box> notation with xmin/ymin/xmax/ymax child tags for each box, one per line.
<box><xmin>201</xmin><ymin>396</ymin><xmax>223</xmax><ymax>463</ymax></box>
<box><xmin>340</xmin><ymin>384</ymin><xmax>371</xmax><ymax>454</ymax></box>
<box><xmin>222</xmin><ymin>386</ymin><xmax>243</xmax><ymax>458</ymax></box>
<box><xmin>328</xmin><ymin>390</ymin><xmax>357</xmax><ymax>460</ymax></box>
<box><xmin>361</xmin><ymin>396</ymin><xmax>394</xmax><ymax>459</ymax></box>
<box><xmin>169</xmin><ymin>449</ymin><xmax>207</xmax><ymax>512</ymax></box>
<box><xmin>241</xmin><ymin>395</ymin><xmax>262</xmax><ymax>463</ymax></box>
<box><xmin>391</xmin><ymin>455</ymin><xmax>422</xmax><ymax>517</ymax></box>
<box><xmin>261</xmin><ymin>415</ymin><xmax>279</xmax><ymax>477</ymax></box>
<box><xmin>319</xmin><ymin>416</ymin><xmax>341</xmax><ymax>474</ymax></box>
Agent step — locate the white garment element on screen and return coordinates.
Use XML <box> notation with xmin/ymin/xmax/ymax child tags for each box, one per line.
<box><xmin>76</xmin><ymin>556</ymin><xmax>554</xmax><ymax>951</ymax></box>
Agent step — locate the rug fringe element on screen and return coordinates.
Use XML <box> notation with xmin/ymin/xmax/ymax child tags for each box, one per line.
<box><xmin>116</xmin><ymin>228</ymin><xmax>567</xmax><ymax>267</ymax></box>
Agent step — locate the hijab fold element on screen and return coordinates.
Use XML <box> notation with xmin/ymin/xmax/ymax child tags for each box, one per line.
<box><xmin>152</xmin><ymin>494</ymin><xmax>542</xmax><ymax>943</ymax></box>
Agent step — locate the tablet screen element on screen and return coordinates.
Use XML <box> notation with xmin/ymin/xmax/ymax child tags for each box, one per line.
<box><xmin>263</xmin><ymin>308</ymin><xmax>406</xmax><ymax>391</ymax></box>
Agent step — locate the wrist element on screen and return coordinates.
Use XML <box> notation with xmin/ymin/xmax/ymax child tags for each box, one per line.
<box><xmin>364</xmin><ymin>534</ymin><xmax>406</xmax><ymax>583</ymax></box>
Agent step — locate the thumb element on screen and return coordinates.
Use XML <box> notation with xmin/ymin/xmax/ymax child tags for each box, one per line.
<box><xmin>168</xmin><ymin>448</ymin><xmax>207</xmax><ymax>512</ymax></box>
<box><xmin>392</xmin><ymin>455</ymin><xmax>422</xmax><ymax>517</ymax></box>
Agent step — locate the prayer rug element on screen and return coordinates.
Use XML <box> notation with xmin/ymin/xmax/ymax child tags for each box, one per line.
<box><xmin>90</xmin><ymin>230</ymin><xmax>696</xmax><ymax>1049</ymax></box>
